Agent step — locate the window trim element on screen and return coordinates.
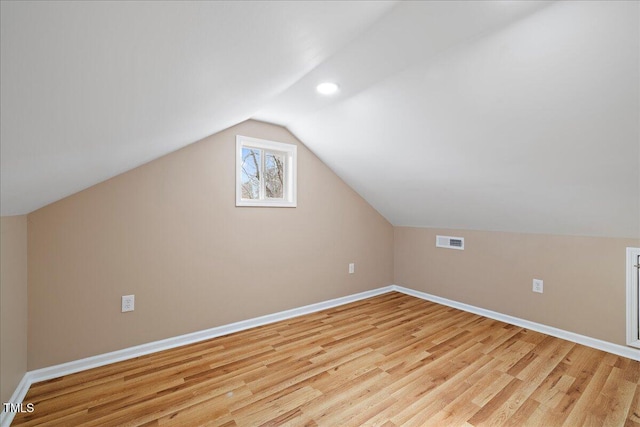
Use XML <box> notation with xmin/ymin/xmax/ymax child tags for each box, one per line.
<box><xmin>626</xmin><ymin>247</ymin><xmax>640</xmax><ymax>348</ymax></box>
<box><xmin>235</xmin><ymin>135</ymin><xmax>297</xmax><ymax>207</ymax></box>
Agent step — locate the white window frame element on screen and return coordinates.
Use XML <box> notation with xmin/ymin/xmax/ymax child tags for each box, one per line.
<box><xmin>626</xmin><ymin>246</ymin><xmax>640</xmax><ymax>348</ymax></box>
<box><xmin>236</xmin><ymin>135</ymin><xmax>297</xmax><ymax>207</ymax></box>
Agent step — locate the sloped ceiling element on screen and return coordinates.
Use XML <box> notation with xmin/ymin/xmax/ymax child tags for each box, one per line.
<box><xmin>0</xmin><ymin>1</ymin><xmax>395</xmax><ymax>214</ymax></box>
<box><xmin>2</xmin><ymin>1</ymin><xmax>638</xmax><ymax>238</ymax></box>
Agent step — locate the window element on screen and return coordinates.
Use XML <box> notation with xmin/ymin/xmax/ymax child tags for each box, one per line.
<box><xmin>236</xmin><ymin>135</ymin><xmax>297</xmax><ymax>207</ymax></box>
<box><xmin>627</xmin><ymin>247</ymin><xmax>640</xmax><ymax>348</ymax></box>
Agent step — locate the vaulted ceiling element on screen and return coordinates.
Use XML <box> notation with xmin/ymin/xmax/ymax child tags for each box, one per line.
<box><xmin>2</xmin><ymin>1</ymin><xmax>638</xmax><ymax>238</ymax></box>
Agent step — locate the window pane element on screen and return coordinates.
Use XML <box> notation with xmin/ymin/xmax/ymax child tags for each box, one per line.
<box><xmin>241</xmin><ymin>148</ymin><xmax>261</xmax><ymax>199</ymax></box>
<box><xmin>236</xmin><ymin>135</ymin><xmax>296</xmax><ymax>207</ymax></box>
<box><xmin>264</xmin><ymin>151</ymin><xmax>284</xmax><ymax>199</ymax></box>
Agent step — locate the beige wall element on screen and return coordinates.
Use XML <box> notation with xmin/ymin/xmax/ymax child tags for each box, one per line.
<box><xmin>394</xmin><ymin>226</ymin><xmax>640</xmax><ymax>346</ymax></box>
<box><xmin>1</xmin><ymin>215</ymin><xmax>28</xmax><ymax>403</ymax></box>
<box><xmin>27</xmin><ymin>120</ymin><xmax>394</xmax><ymax>369</ymax></box>
<box><xmin>21</xmin><ymin>118</ymin><xmax>638</xmax><ymax>371</ymax></box>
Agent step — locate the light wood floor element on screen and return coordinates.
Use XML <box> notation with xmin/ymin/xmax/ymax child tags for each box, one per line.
<box><xmin>13</xmin><ymin>292</ymin><xmax>640</xmax><ymax>426</ymax></box>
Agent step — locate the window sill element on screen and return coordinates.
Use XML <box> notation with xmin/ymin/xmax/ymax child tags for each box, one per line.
<box><xmin>236</xmin><ymin>200</ymin><xmax>297</xmax><ymax>208</ymax></box>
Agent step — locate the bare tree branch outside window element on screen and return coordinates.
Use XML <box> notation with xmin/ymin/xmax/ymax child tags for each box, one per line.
<box><xmin>236</xmin><ymin>136</ymin><xmax>295</xmax><ymax>207</ymax></box>
<box><xmin>265</xmin><ymin>152</ymin><xmax>284</xmax><ymax>199</ymax></box>
<box><xmin>241</xmin><ymin>148</ymin><xmax>285</xmax><ymax>200</ymax></box>
<box><xmin>241</xmin><ymin>148</ymin><xmax>260</xmax><ymax>199</ymax></box>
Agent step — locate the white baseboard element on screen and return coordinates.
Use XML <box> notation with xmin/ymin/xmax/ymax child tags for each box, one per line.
<box><xmin>391</xmin><ymin>284</ymin><xmax>640</xmax><ymax>361</ymax></box>
<box><xmin>3</xmin><ymin>283</ymin><xmax>638</xmax><ymax>426</ymax></box>
<box><xmin>1</xmin><ymin>286</ymin><xmax>393</xmax><ymax>427</ymax></box>
<box><xmin>0</xmin><ymin>373</ymin><xmax>32</xmax><ymax>427</ymax></box>
<box><xmin>29</xmin><ymin>286</ymin><xmax>395</xmax><ymax>385</ymax></box>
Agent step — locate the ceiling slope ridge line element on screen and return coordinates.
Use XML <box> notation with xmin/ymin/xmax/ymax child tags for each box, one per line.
<box><xmin>259</xmin><ymin>1</ymin><xmax>553</xmax><ymax>128</ymax></box>
<box><xmin>250</xmin><ymin>2</ymin><xmax>400</xmax><ymax>127</ymax></box>
<box><xmin>393</xmin><ymin>225</ymin><xmax>640</xmax><ymax>241</ymax></box>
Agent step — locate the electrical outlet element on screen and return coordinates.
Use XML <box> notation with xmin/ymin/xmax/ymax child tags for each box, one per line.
<box><xmin>348</xmin><ymin>263</ymin><xmax>355</xmax><ymax>274</ymax></box>
<box><xmin>532</xmin><ymin>279</ymin><xmax>543</xmax><ymax>294</ymax></box>
<box><xmin>122</xmin><ymin>295</ymin><xmax>135</xmax><ymax>312</ymax></box>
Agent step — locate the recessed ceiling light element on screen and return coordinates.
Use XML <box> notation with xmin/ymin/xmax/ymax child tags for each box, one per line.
<box><xmin>316</xmin><ymin>82</ymin><xmax>339</xmax><ymax>95</ymax></box>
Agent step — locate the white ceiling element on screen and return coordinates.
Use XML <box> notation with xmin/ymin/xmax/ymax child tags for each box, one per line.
<box><xmin>0</xmin><ymin>1</ymin><xmax>395</xmax><ymax>214</ymax></box>
<box><xmin>2</xmin><ymin>1</ymin><xmax>639</xmax><ymax>238</ymax></box>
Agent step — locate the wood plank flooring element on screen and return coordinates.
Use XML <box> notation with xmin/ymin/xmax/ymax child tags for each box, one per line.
<box><xmin>12</xmin><ymin>292</ymin><xmax>640</xmax><ymax>426</ymax></box>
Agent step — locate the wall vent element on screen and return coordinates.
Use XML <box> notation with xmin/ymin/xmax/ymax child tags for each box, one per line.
<box><xmin>436</xmin><ymin>235</ymin><xmax>464</xmax><ymax>250</ymax></box>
